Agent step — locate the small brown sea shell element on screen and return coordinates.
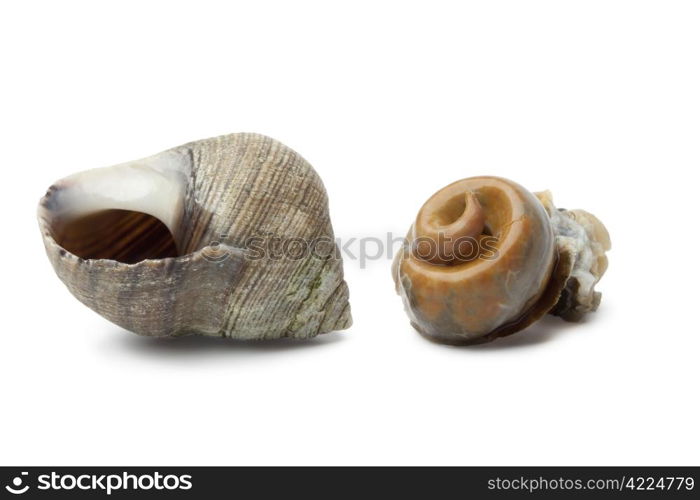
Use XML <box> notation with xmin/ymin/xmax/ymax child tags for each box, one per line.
<box><xmin>392</xmin><ymin>176</ymin><xmax>610</xmax><ymax>345</ymax></box>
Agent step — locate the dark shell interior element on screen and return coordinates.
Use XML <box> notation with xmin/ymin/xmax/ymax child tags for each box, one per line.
<box><xmin>51</xmin><ymin>209</ymin><xmax>179</xmax><ymax>264</ymax></box>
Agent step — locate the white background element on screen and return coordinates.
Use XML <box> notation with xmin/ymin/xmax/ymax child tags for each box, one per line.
<box><xmin>1</xmin><ymin>1</ymin><xmax>698</xmax><ymax>465</ymax></box>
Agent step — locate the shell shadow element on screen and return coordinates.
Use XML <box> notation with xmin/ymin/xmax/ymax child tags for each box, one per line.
<box><xmin>105</xmin><ymin>329</ymin><xmax>346</xmax><ymax>359</ymax></box>
<box><xmin>447</xmin><ymin>314</ymin><xmax>587</xmax><ymax>350</ymax></box>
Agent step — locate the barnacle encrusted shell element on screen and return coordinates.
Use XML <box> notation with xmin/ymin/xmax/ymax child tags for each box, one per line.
<box><xmin>536</xmin><ymin>190</ymin><xmax>611</xmax><ymax>322</ymax></box>
<box><xmin>38</xmin><ymin>133</ymin><xmax>351</xmax><ymax>339</ymax></box>
<box><xmin>392</xmin><ymin>176</ymin><xmax>610</xmax><ymax>345</ymax></box>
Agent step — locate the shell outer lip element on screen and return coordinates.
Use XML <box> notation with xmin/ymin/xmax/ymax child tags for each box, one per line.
<box><xmin>38</xmin><ymin>190</ymin><xmax>236</xmax><ymax>269</ymax></box>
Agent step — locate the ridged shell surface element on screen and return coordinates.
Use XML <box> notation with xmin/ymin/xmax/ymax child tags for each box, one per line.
<box><xmin>38</xmin><ymin>133</ymin><xmax>351</xmax><ymax>339</ymax></box>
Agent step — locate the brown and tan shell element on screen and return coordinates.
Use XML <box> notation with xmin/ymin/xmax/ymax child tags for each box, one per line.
<box><xmin>393</xmin><ymin>176</ymin><xmax>610</xmax><ymax>345</ymax></box>
<box><xmin>38</xmin><ymin>133</ymin><xmax>351</xmax><ymax>339</ymax></box>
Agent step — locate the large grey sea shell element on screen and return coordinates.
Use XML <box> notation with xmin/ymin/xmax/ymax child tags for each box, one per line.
<box><xmin>38</xmin><ymin>133</ymin><xmax>352</xmax><ymax>339</ymax></box>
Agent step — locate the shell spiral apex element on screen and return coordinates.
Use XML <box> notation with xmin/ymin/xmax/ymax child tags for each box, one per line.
<box><xmin>38</xmin><ymin>133</ymin><xmax>351</xmax><ymax>339</ymax></box>
<box><xmin>392</xmin><ymin>176</ymin><xmax>610</xmax><ymax>345</ymax></box>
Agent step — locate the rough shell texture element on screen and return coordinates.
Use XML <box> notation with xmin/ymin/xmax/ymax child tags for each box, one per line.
<box><xmin>393</xmin><ymin>176</ymin><xmax>610</xmax><ymax>345</ymax></box>
<box><xmin>38</xmin><ymin>133</ymin><xmax>352</xmax><ymax>339</ymax></box>
<box><xmin>536</xmin><ymin>191</ymin><xmax>611</xmax><ymax>322</ymax></box>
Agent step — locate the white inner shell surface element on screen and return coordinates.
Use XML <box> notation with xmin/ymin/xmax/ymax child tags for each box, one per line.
<box><xmin>43</xmin><ymin>150</ymin><xmax>191</xmax><ymax>239</ymax></box>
